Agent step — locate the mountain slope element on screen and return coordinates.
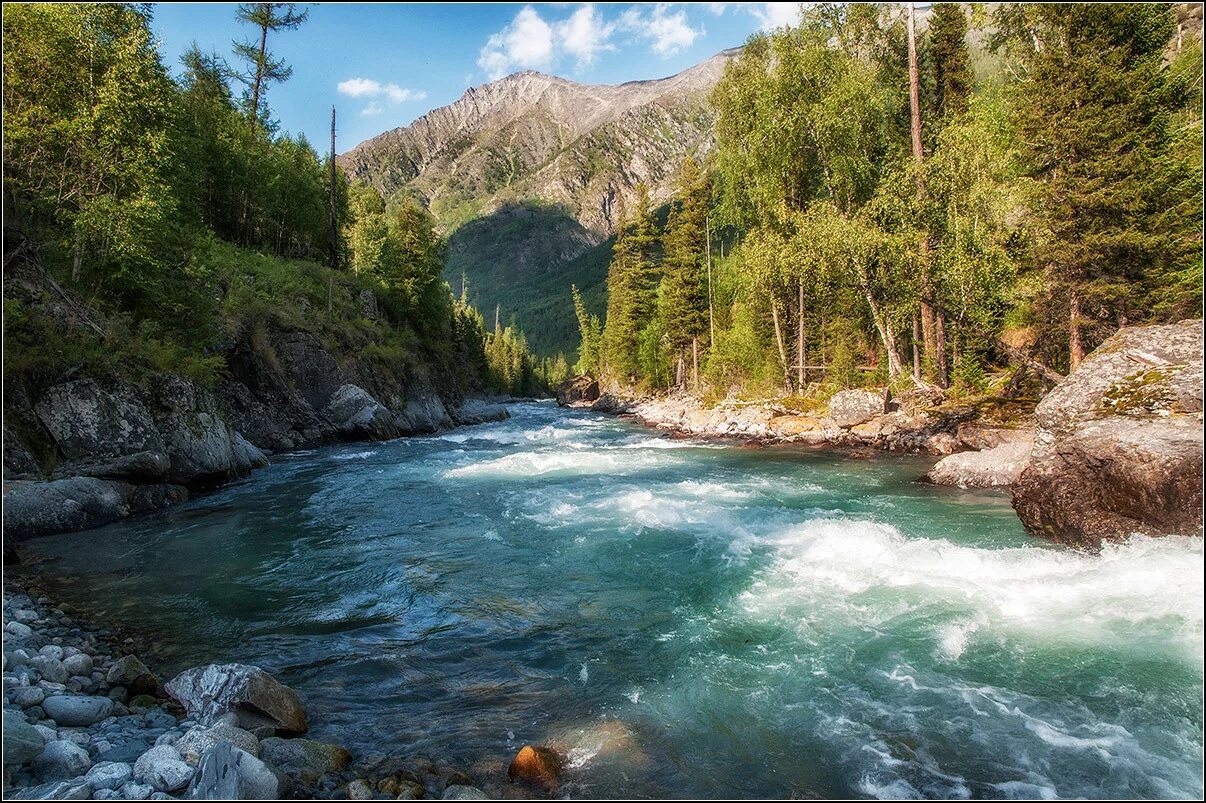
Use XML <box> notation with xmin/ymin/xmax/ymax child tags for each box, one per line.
<box><xmin>338</xmin><ymin>50</ymin><xmax>738</xmax><ymax>355</ymax></box>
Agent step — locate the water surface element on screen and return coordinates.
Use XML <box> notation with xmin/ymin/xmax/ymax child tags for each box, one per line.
<box><xmin>24</xmin><ymin>402</ymin><xmax>1204</xmax><ymax>799</ymax></box>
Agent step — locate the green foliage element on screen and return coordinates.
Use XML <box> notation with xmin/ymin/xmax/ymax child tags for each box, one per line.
<box><xmin>602</xmin><ymin>184</ymin><xmax>659</xmax><ymax>383</ymax></box>
<box><xmin>571</xmin><ymin>284</ymin><xmax>603</xmax><ymax>376</ymax></box>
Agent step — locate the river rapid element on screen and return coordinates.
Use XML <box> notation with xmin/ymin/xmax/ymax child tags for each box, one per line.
<box><xmin>21</xmin><ymin>401</ymin><xmax>1204</xmax><ymax>799</ymax></box>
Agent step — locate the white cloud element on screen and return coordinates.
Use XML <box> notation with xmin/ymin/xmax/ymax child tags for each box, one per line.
<box><xmin>748</xmin><ymin>3</ymin><xmax>803</xmax><ymax>31</ymax></box>
<box><xmin>338</xmin><ymin>78</ymin><xmax>426</xmax><ymax>116</ymax></box>
<box><xmin>620</xmin><ymin>4</ymin><xmax>703</xmax><ymax>58</ymax></box>
<box><xmin>706</xmin><ymin>3</ymin><xmax>728</xmax><ymax>15</ymax></box>
<box><xmin>478</xmin><ymin>5</ymin><xmax>555</xmax><ymax>79</ymax></box>
<box><xmin>556</xmin><ymin>4</ymin><xmax>616</xmax><ymax>70</ymax></box>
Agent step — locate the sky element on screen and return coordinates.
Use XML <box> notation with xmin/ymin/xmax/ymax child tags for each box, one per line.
<box><xmin>149</xmin><ymin>3</ymin><xmax>803</xmax><ymax>152</ymax></box>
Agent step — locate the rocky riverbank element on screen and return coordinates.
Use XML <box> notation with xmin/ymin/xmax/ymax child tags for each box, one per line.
<box><xmin>559</xmin><ymin>318</ymin><xmax>1205</xmax><ymax>547</ymax></box>
<box><xmin>3</xmin><ymin>581</ymin><xmax>525</xmax><ymax>801</ymax></box>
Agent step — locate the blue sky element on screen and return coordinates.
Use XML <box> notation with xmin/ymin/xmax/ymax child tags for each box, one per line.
<box><xmin>149</xmin><ymin>3</ymin><xmax>802</xmax><ymax>152</ymax></box>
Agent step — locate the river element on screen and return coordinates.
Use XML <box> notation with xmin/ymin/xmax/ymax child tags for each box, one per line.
<box><xmin>21</xmin><ymin>401</ymin><xmax>1204</xmax><ymax>799</ymax></box>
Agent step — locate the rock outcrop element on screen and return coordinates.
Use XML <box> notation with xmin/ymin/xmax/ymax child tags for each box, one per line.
<box><xmin>165</xmin><ymin>663</ymin><xmax>309</xmax><ymax>735</ymax></box>
<box><xmin>923</xmin><ymin>441</ymin><xmax>1033</xmax><ymax>489</ymax></box>
<box><xmin>1011</xmin><ymin>320</ymin><xmax>1204</xmax><ymax>546</ymax></box>
<box><xmin>556</xmin><ymin>376</ymin><xmax>600</xmax><ymax>407</ymax></box>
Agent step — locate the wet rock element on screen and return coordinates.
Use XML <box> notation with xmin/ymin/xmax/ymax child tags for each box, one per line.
<box><xmin>346</xmin><ymin>779</ymin><xmax>374</xmax><ymax>800</ymax></box>
<box><xmin>165</xmin><ymin>664</ymin><xmax>307</xmax><ymax>734</ymax></box>
<box><xmin>924</xmin><ymin>441</ymin><xmax>1033</xmax><ymax>489</ymax></box>
<box><xmin>61</xmin><ymin>653</ymin><xmax>94</xmax><ymax>678</ymax></box>
<box><xmin>6</xmin><ymin>620</ymin><xmax>35</xmax><ymax>638</ymax></box>
<box><xmin>1012</xmin><ymin>320</ymin><xmax>1204</xmax><ymax>546</ymax></box>
<box><xmin>394</xmin><ymin>393</ymin><xmax>453</xmax><ymax>434</ymax></box>
<box><xmin>33</xmin><ymin>739</ymin><xmax>92</xmax><ymax>781</ymax></box>
<box><xmin>4</xmin><ymin>715</ymin><xmax>45</xmax><ymax>766</ymax></box>
<box><xmin>134</xmin><ymin>744</ymin><xmax>195</xmax><ymax>792</ymax></box>
<box><xmin>323</xmin><ymin>384</ymin><xmax>400</xmax><ymax>441</ymax></box>
<box><xmin>119</xmin><ymin>781</ymin><xmax>154</xmax><ymax>800</ymax></box>
<box><xmin>34</xmin><ymin>379</ymin><xmax>164</xmax><ymax>464</ymax></box>
<box><xmin>507</xmin><ymin>744</ymin><xmax>562</xmax><ymax>791</ymax></box>
<box><xmin>12</xmin><ymin>685</ymin><xmax>47</xmax><ymax>708</ymax></box>
<box><xmin>827</xmin><ymin>390</ymin><xmax>886</xmax><ymax>428</ymax></box>
<box><xmin>150</xmin><ymin>375</ymin><xmax>240</xmax><ymax>486</ymax></box>
<box><xmin>51</xmin><ymin>450</ymin><xmax>171</xmax><ymax>483</ymax></box>
<box><xmin>3</xmin><ymin>424</ymin><xmax>43</xmax><ymax>480</ymax></box>
<box><xmin>452</xmin><ymin>399</ymin><xmax>511</xmax><ymax>426</ymax></box>
<box><xmin>107</xmin><ymin>656</ymin><xmax>158</xmax><ymax>696</ymax></box>
<box><xmin>258</xmin><ymin>736</ymin><xmax>349</xmax><ymax>780</ymax></box>
<box><xmin>33</xmin><ymin>654</ymin><xmax>69</xmax><ymax>683</ymax></box>
<box><xmin>42</xmin><ymin>693</ymin><xmax>115</xmax><ymax>726</ymax></box>
<box><xmin>229</xmin><ymin>432</ymin><xmax>270</xmax><ymax>475</ymax></box>
<box><xmin>188</xmin><ymin>742</ymin><xmax>278</xmax><ymax>800</ymax></box>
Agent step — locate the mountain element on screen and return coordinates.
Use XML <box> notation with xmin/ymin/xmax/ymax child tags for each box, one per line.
<box><xmin>337</xmin><ymin>49</ymin><xmax>739</xmax><ymax>355</ymax></box>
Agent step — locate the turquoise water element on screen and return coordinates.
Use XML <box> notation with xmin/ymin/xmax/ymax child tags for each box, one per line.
<box><xmin>23</xmin><ymin>402</ymin><xmax>1204</xmax><ymax>799</ymax></box>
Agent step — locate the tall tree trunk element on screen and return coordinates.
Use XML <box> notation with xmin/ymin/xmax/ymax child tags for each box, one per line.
<box><xmin>328</xmin><ymin>106</ymin><xmax>338</xmax><ymax>322</ymax></box>
<box><xmin>912</xmin><ymin>315</ymin><xmax>922</xmax><ymax>380</ymax></box>
<box><xmin>251</xmin><ymin>21</ymin><xmax>268</xmax><ymax>124</ymax></box>
<box><xmin>862</xmin><ymin>285</ymin><xmax>904</xmax><ymax>379</ymax></box>
<box><xmin>935</xmin><ymin>306</ymin><xmax>949</xmax><ymax>387</ymax></box>
<box><xmin>692</xmin><ymin>336</ymin><xmax>699</xmax><ymax>392</ymax></box>
<box><xmin>1069</xmin><ymin>288</ymin><xmax>1084</xmax><ymax>369</ymax></box>
<box><xmin>770</xmin><ymin>297</ymin><xmax>790</xmax><ymax>390</ymax></box>
<box><xmin>796</xmin><ymin>277</ymin><xmax>805</xmax><ymax>391</ymax></box>
<box><xmin>706</xmin><ymin>214</ymin><xmax>715</xmax><ymax>350</ymax></box>
<box><xmin>907</xmin><ymin>3</ymin><xmax>936</xmax><ymax>377</ymax></box>
<box><xmin>72</xmin><ymin>228</ymin><xmax>83</xmax><ymax>284</ymax></box>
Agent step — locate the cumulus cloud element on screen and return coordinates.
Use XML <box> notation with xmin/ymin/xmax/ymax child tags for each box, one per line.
<box><xmin>478</xmin><ymin>5</ymin><xmax>555</xmax><ymax>79</ymax></box>
<box><xmin>620</xmin><ymin>4</ymin><xmax>703</xmax><ymax>58</ymax></box>
<box><xmin>338</xmin><ymin>77</ymin><xmax>426</xmax><ymax>115</ymax></box>
<box><xmin>556</xmin><ymin>4</ymin><xmax>616</xmax><ymax>70</ymax></box>
<box><xmin>748</xmin><ymin>2</ymin><xmax>804</xmax><ymax>31</ymax></box>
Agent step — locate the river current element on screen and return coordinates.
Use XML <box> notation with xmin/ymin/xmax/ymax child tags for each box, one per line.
<box><xmin>23</xmin><ymin>401</ymin><xmax>1204</xmax><ymax>799</ymax></box>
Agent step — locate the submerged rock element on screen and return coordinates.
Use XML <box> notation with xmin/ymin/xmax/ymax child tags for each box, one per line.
<box><xmin>507</xmin><ymin>744</ymin><xmax>562</xmax><ymax>791</ymax></box>
<box><xmin>165</xmin><ymin>664</ymin><xmax>308</xmax><ymax>735</ymax></box>
<box><xmin>1011</xmin><ymin>320</ymin><xmax>1204</xmax><ymax>546</ymax></box>
<box><xmin>452</xmin><ymin>399</ymin><xmax>510</xmax><ymax>425</ymax></box>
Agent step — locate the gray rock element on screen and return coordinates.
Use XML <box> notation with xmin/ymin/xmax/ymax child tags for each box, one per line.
<box><xmin>5</xmin><ymin>620</ymin><xmax>34</xmax><ymax>638</ymax></box>
<box><xmin>188</xmin><ymin>742</ymin><xmax>279</xmax><ymax>800</ymax></box>
<box><xmin>258</xmin><ymin>736</ymin><xmax>350</xmax><ymax>777</ymax></box>
<box><xmin>346</xmin><ymin>779</ymin><xmax>374</xmax><ymax>800</ymax></box>
<box><xmin>924</xmin><ymin>441</ymin><xmax>1033</xmax><ymax>489</ymax></box>
<box><xmin>62</xmin><ymin>653</ymin><xmax>94</xmax><ymax>679</ymax></box>
<box><xmin>165</xmin><ymin>664</ymin><xmax>307</xmax><ymax>734</ymax></box>
<box><xmin>229</xmin><ymin>432</ymin><xmax>269</xmax><ymax>475</ymax></box>
<box><xmin>1</xmin><ymin>477</ymin><xmax>131</xmax><ymax>541</ymax></box>
<box><xmin>151</xmin><ymin>375</ymin><xmax>239</xmax><ymax>486</ymax></box>
<box><xmin>84</xmin><ymin>761</ymin><xmax>134</xmax><ymax>791</ymax></box>
<box><xmin>323</xmin><ymin>384</ymin><xmax>400</xmax><ymax>441</ymax></box>
<box><xmin>452</xmin><ymin>399</ymin><xmax>510</xmax><ymax>426</ymax></box>
<box><xmin>1012</xmin><ymin>320</ymin><xmax>1204</xmax><ymax>546</ymax></box>
<box><xmin>42</xmin><ymin>694</ymin><xmax>115</xmax><ymax>727</ymax></box>
<box><xmin>33</xmin><ymin>739</ymin><xmax>92</xmax><ymax>781</ymax></box>
<box><xmin>4</xmin><ymin>714</ymin><xmax>45</xmax><ymax>766</ymax></box>
<box><xmin>119</xmin><ymin>781</ymin><xmax>155</xmax><ymax>800</ymax></box>
<box><xmin>176</xmin><ymin>723</ymin><xmax>261</xmax><ymax>764</ymax></box>
<box><xmin>394</xmin><ymin>393</ymin><xmax>453</xmax><ymax>434</ymax></box>
<box><xmin>442</xmin><ymin>785</ymin><xmax>489</xmax><ymax>800</ymax></box>
<box><xmin>134</xmin><ymin>744</ymin><xmax>195</xmax><ymax>792</ymax></box>
<box><xmin>3</xmin><ymin>424</ymin><xmax>43</xmax><ymax>480</ymax></box>
<box><xmin>38</xmin><ymin>646</ymin><xmax>65</xmax><ymax>661</ymax></box>
<box><xmin>556</xmin><ymin>376</ymin><xmax>600</xmax><ymax>407</ymax></box>
<box><xmin>34</xmin><ymin>379</ymin><xmax>164</xmax><ymax>462</ymax></box>
<box><xmin>52</xmin><ymin>450</ymin><xmax>170</xmax><ymax>483</ymax></box>
<box><xmin>6</xmin><ymin>780</ymin><xmax>93</xmax><ymax>800</ymax></box>
<box><xmin>827</xmin><ymin>389</ymin><xmax>887</xmax><ymax>428</ymax></box>
<box><xmin>106</xmin><ymin>656</ymin><xmax>157</xmax><ymax>696</ymax></box>
<box><xmin>12</xmin><ymin>685</ymin><xmax>47</xmax><ymax>708</ymax></box>
<box><xmin>32</xmin><ymin>655</ymin><xmax>68</xmax><ymax>684</ymax></box>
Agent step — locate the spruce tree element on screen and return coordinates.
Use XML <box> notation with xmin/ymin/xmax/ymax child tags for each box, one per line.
<box><xmin>658</xmin><ymin>157</ymin><xmax>710</xmax><ymax>386</ymax></box>
<box><xmin>602</xmin><ymin>184</ymin><xmax>658</xmax><ymax>383</ymax></box>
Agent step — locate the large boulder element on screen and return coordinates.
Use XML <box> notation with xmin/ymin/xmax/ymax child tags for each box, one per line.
<box><xmin>4</xmin><ymin>715</ymin><xmax>45</xmax><ymax>766</ymax></box>
<box><xmin>323</xmin><ymin>384</ymin><xmax>400</xmax><ymax>441</ymax></box>
<box><xmin>2</xmin><ymin>477</ymin><xmax>130</xmax><ymax>540</ymax></box>
<box><xmin>923</xmin><ymin>441</ymin><xmax>1033</xmax><ymax>489</ymax></box>
<box><xmin>150</xmin><ymin>375</ymin><xmax>240</xmax><ymax>486</ymax></box>
<box><xmin>165</xmin><ymin>664</ymin><xmax>308</xmax><ymax>735</ymax></box>
<box><xmin>556</xmin><ymin>376</ymin><xmax>599</xmax><ymax>407</ymax></box>
<box><xmin>827</xmin><ymin>389</ymin><xmax>887</xmax><ymax>428</ymax></box>
<box><xmin>394</xmin><ymin>393</ymin><xmax>453</xmax><ymax>434</ymax></box>
<box><xmin>134</xmin><ymin>745</ymin><xmax>195</xmax><ymax>792</ymax></box>
<box><xmin>33</xmin><ymin>740</ymin><xmax>93</xmax><ymax>782</ymax></box>
<box><xmin>42</xmin><ymin>693</ymin><xmax>116</xmax><ymax>726</ymax></box>
<box><xmin>3</xmin><ymin>425</ymin><xmax>43</xmax><ymax>480</ymax></box>
<box><xmin>258</xmin><ymin>736</ymin><xmax>350</xmax><ymax>789</ymax></box>
<box><xmin>34</xmin><ymin>379</ymin><xmax>165</xmax><ymax>465</ymax></box>
<box><xmin>452</xmin><ymin>399</ymin><xmax>510</xmax><ymax>426</ymax></box>
<box><xmin>188</xmin><ymin>742</ymin><xmax>278</xmax><ymax>800</ymax></box>
<box><xmin>1011</xmin><ymin>320</ymin><xmax>1204</xmax><ymax>546</ymax></box>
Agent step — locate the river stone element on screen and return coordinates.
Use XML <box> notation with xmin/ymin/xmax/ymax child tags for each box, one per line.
<box><xmin>187</xmin><ymin>742</ymin><xmax>279</xmax><ymax>800</ymax></box>
<box><xmin>346</xmin><ymin>780</ymin><xmax>374</xmax><ymax>800</ymax></box>
<box><xmin>507</xmin><ymin>744</ymin><xmax>562</xmax><ymax>790</ymax></box>
<box><xmin>453</xmin><ymin>399</ymin><xmax>510</xmax><ymax>425</ymax></box>
<box><xmin>176</xmin><ymin>723</ymin><xmax>261</xmax><ymax>764</ymax></box>
<box><xmin>61</xmin><ymin>653</ymin><xmax>94</xmax><ymax>678</ymax></box>
<box><xmin>6</xmin><ymin>620</ymin><xmax>34</xmax><ymax>638</ymax></box>
<box><xmin>229</xmin><ymin>431</ymin><xmax>270</xmax><ymax>475</ymax></box>
<box><xmin>107</xmin><ymin>655</ymin><xmax>158</xmax><ymax>695</ymax></box>
<box><xmin>1012</xmin><ymin>319</ymin><xmax>1204</xmax><ymax>545</ymax></box>
<box><xmin>134</xmin><ymin>744</ymin><xmax>195</xmax><ymax>792</ymax></box>
<box><xmin>4</xmin><ymin>714</ymin><xmax>45</xmax><ymax>766</ymax></box>
<box><xmin>33</xmin><ymin>739</ymin><xmax>93</xmax><ymax>781</ymax></box>
<box><xmin>12</xmin><ymin>685</ymin><xmax>47</xmax><ymax>708</ymax></box>
<box><xmin>556</xmin><ymin>375</ymin><xmax>600</xmax><ymax>406</ymax></box>
<box><xmin>33</xmin><ymin>655</ymin><xmax>69</xmax><ymax>684</ymax></box>
<box><xmin>827</xmin><ymin>390</ymin><xmax>887</xmax><ymax>428</ymax></box>
<box><xmin>259</xmin><ymin>736</ymin><xmax>350</xmax><ymax>779</ymax></box>
<box><xmin>120</xmin><ymin>781</ymin><xmax>155</xmax><ymax>800</ymax></box>
<box><xmin>42</xmin><ymin>693</ymin><xmax>115</xmax><ymax>726</ymax></box>
<box><xmin>7</xmin><ymin>780</ymin><xmax>94</xmax><ymax>799</ymax></box>
<box><xmin>165</xmin><ymin>663</ymin><xmax>308</xmax><ymax>734</ymax></box>
<box><xmin>394</xmin><ymin>392</ymin><xmax>453</xmax><ymax>434</ymax></box>
<box><xmin>323</xmin><ymin>384</ymin><xmax>399</xmax><ymax>441</ymax></box>
<box><xmin>442</xmin><ymin>785</ymin><xmax>489</xmax><ymax>799</ymax></box>
<box><xmin>85</xmin><ymin>761</ymin><xmax>135</xmax><ymax>791</ymax></box>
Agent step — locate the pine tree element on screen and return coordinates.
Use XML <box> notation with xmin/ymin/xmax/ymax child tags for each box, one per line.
<box><xmin>658</xmin><ymin>157</ymin><xmax>709</xmax><ymax>388</ymax></box>
<box><xmin>571</xmin><ymin>284</ymin><xmax>602</xmax><ymax>377</ymax></box>
<box><xmin>233</xmin><ymin>3</ymin><xmax>308</xmax><ymax>126</ymax></box>
<box><xmin>602</xmin><ymin>184</ymin><xmax>658</xmax><ymax>383</ymax></box>
<box><xmin>927</xmin><ymin>3</ymin><xmax>974</xmax><ymax>129</ymax></box>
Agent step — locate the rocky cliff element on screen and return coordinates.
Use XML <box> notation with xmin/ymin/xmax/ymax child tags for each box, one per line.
<box><xmin>2</xmin><ymin>257</ymin><xmax>505</xmax><ymax>542</ymax></box>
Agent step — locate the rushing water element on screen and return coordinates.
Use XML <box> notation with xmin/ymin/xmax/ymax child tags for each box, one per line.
<box><xmin>21</xmin><ymin>402</ymin><xmax>1203</xmax><ymax>799</ymax></box>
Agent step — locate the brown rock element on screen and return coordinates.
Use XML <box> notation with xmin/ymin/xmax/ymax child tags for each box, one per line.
<box><xmin>507</xmin><ymin>745</ymin><xmax>562</xmax><ymax>790</ymax></box>
<box><xmin>556</xmin><ymin>376</ymin><xmax>599</xmax><ymax>407</ymax></box>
